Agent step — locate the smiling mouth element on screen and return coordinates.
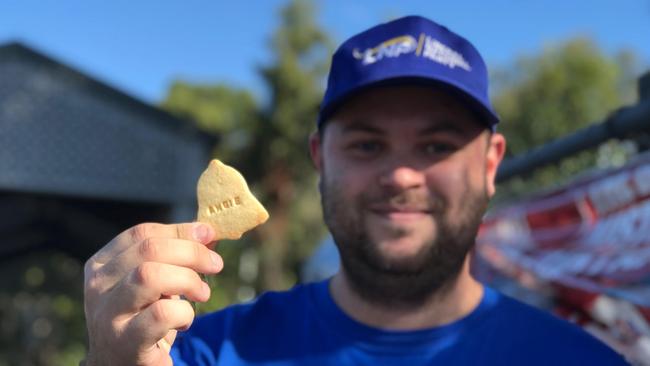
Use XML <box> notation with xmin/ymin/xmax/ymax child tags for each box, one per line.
<box><xmin>368</xmin><ymin>206</ymin><xmax>432</xmax><ymax>221</ymax></box>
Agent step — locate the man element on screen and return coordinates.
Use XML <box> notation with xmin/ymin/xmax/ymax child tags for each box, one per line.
<box><xmin>83</xmin><ymin>16</ymin><xmax>628</xmax><ymax>365</ymax></box>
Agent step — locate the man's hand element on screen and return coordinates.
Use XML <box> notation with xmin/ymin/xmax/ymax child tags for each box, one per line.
<box><xmin>83</xmin><ymin>222</ymin><xmax>223</xmax><ymax>366</ymax></box>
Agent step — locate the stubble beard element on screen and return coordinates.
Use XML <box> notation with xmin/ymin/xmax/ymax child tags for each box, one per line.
<box><xmin>320</xmin><ymin>174</ymin><xmax>489</xmax><ymax>310</ymax></box>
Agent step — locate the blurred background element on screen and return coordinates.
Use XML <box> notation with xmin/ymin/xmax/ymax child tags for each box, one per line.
<box><xmin>1</xmin><ymin>0</ymin><xmax>650</xmax><ymax>364</ymax></box>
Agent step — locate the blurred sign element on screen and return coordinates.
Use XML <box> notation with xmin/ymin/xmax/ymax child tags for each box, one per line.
<box><xmin>476</xmin><ymin>152</ymin><xmax>650</xmax><ymax>364</ymax></box>
<box><xmin>478</xmin><ymin>152</ymin><xmax>650</xmax><ymax>306</ymax></box>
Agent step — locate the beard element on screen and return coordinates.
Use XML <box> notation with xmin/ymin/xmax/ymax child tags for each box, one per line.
<box><xmin>320</xmin><ymin>172</ymin><xmax>489</xmax><ymax>310</ymax></box>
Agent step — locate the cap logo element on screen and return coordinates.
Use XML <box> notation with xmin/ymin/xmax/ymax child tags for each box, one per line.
<box><xmin>352</xmin><ymin>33</ymin><xmax>471</xmax><ymax>71</ymax></box>
<box><xmin>352</xmin><ymin>35</ymin><xmax>417</xmax><ymax>65</ymax></box>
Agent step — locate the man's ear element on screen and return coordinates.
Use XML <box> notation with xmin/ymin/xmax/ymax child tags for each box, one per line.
<box><xmin>309</xmin><ymin>131</ymin><xmax>323</xmax><ymax>172</ymax></box>
<box><xmin>485</xmin><ymin>133</ymin><xmax>506</xmax><ymax>197</ymax></box>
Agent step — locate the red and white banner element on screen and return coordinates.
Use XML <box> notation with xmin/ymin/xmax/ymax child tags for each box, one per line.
<box><xmin>475</xmin><ymin>152</ymin><xmax>650</xmax><ymax>363</ymax></box>
<box><xmin>477</xmin><ymin>152</ymin><xmax>650</xmax><ymax>304</ymax></box>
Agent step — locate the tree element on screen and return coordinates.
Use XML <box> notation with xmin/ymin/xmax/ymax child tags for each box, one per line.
<box><xmin>491</xmin><ymin>39</ymin><xmax>640</xmax><ymax>201</ymax></box>
<box><xmin>251</xmin><ymin>0</ymin><xmax>331</xmax><ymax>291</ymax></box>
<box><xmin>161</xmin><ymin>83</ymin><xmax>259</xmax><ymax>164</ymax></box>
<box><xmin>162</xmin><ymin>0</ymin><xmax>331</xmax><ymax>309</ymax></box>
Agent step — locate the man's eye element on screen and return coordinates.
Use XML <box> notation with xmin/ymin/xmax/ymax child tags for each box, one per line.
<box><xmin>355</xmin><ymin>141</ymin><xmax>381</xmax><ymax>152</ymax></box>
<box><xmin>346</xmin><ymin>141</ymin><xmax>382</xmax><ymax>156</ymax></box>
<box><xmin>423</xmin><ymin>143</ymin><xmax>455</xmax><ymax>155</ymax></box>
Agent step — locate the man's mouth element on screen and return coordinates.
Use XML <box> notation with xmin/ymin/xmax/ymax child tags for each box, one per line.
<box><xmin>368</xmin><ymin>205</ymin><xmax>432</xmax><ymax>221</ymax></box>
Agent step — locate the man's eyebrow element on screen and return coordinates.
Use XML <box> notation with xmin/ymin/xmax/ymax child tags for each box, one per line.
<box><xmin>419</xmin><ymin>122</ymin><xmax>468</xmax><ymax>136</ymax></box>
<box><xmin>340</xmin><ymin>122</ymin><xmax>385</xmax><ymax>135</ymax></box>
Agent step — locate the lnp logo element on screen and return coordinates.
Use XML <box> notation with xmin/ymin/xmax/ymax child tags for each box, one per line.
<box><xmin>352</xmin><ymin>35</ymin><xmax>418</xmax><ymax>65</ymax></box>
<box><xmin>421</xmin><ymin>35</ymin><xmax>471</xmax><ymax>71</ymax></box>
<box><xmin>352</xmin><ymin>33</ymin><xmax>472</xmax><ymax>71</ymax></box>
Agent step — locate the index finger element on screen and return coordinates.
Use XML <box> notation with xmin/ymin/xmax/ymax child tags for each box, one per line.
<box><xmin>91</xmin><ymin>222</ymin><xmax>216</xmax><ymax>265</ymax></box>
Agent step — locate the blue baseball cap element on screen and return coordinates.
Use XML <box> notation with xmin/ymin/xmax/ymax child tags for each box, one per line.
<box><xmin>318</xmin><ymin>15</ymin><xmax>499</xmax><ymax>130</ymax></box>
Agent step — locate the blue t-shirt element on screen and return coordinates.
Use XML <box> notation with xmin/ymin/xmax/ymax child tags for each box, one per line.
<box><xmin>171</xmin><ymin>280</ymin><xmax>628</xmax><ymax>365</ymax></box>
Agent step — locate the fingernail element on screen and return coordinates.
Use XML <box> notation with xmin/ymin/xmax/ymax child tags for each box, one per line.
<box><xmin>193</xmin><ymin>224</ymin><xmax>210</xmax><ymax>243</ymax></box>
<box><xmin>210</xmin><ymin>251</ymin><xmax>221</xmax><ymax>270</ymax></box>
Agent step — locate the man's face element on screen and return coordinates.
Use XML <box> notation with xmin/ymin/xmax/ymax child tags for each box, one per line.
<box><xmin>310</xmin><ymin>86</ymin><xmax>505</xmax><ymax>307</ymax></box>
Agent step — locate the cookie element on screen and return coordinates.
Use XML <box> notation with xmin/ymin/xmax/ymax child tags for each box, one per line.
<box><xmin>196</xmin><ymin>160</ymin><xmax>269</xmax><ymax>239</ymax></box>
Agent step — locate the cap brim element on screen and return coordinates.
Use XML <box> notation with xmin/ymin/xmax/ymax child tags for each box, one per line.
<box><xmin>318</xmin><ymin>76</ymin><xmax>499</xmax><ymax>131</ymax></box>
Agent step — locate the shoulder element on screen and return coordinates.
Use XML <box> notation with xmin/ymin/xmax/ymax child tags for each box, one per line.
<box><xmin>483</xmin><ymin>288</ymin><xmax>628</xmax><ymax>364</ymax></box>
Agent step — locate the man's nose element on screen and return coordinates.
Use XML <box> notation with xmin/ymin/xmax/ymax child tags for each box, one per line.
<box><xmin>378</xmin><ymin>164</ymin><xmax>426</xmax><ymax>191</ymax></box>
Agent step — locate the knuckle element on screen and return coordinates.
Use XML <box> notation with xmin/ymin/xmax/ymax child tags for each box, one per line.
<box><xmin>129</xmin><ymin>223</ymin><xmax>154</xmax><ymax>243</ymax></box>
<box><xmin>133</xmin><ymin>262</ymin><xmax>156</xmax><ymax>286</ymax></box>
<box><xmin>85</xmin><ymin>270</ymin><xmax>103</xmax><ymax>291</ymax></box>
<box><xmin>84</xmin><ymin>256</ymin><xmax>102</xmax><ymax>275</ymax></box>
<box><xmin>138</xmin><ymin>238</ymin><xmax>159</xmax><ymax>260</ymax></box>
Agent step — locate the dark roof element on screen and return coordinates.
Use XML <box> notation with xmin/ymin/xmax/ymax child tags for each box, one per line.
<box><xmin>0</xmin><ymin>41</ymin><xmax>217</xmax><ymax>147</ymax></box>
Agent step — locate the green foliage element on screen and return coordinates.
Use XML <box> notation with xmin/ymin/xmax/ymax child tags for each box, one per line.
<box><xmin>494</xmin><ymin>39</ymin><xmax>622</xmax><ymax>155</ymax></box>
<box><xmin>492</xmin><ymin>39</ymin><xmax>639</xmax><ymax>201</ymax></box>
<box><xmin>0</xmin><ymin>251</ymin><xmax>85</xmax><ymax>365</ymax></box>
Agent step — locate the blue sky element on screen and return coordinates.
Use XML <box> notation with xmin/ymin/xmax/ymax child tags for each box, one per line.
<box><xmin>2</xmin><ymin>0</ymin><xmax>649</xmax><ymax>104</ymax></box>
